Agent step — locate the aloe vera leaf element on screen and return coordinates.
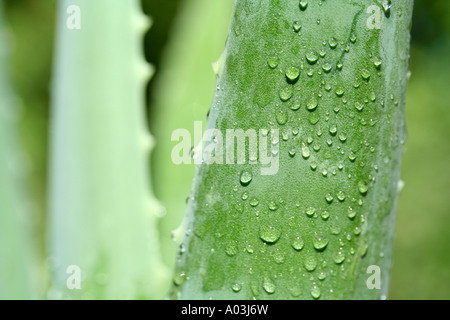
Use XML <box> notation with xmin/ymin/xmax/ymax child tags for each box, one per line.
<box><xmin>150</xmin><ymin>0</ymin><xmax>234</xmax><ymax>273</ymax></box>
<box><xmin>171</xmin><ymin>0</ymin><xmax>413</xmax><ymax>299</ymax></box>
<box><xmin>48</xmin><ymin>0</ymin><xmax>168</xmax><ymax>299</ymax></box>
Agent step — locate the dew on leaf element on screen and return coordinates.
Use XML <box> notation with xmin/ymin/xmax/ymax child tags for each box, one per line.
<box><xmin>306</xmin><ymin>51</ymin><xmax>319</xmax><ymax>64</ymax></box>
<box><xmin>311</xmin><ymin>286</ymin><xmax>321</xmax><ymax>299</ymax></box>
<box><xmin>286</xmin><ymin>66</ymin><xmax>300</xmax><ymax>82</ymax></box>
<box><xmin>240</xmin><ymin>170</ymin><xmax>253</xmax><ymax>186</ymax></box>
<box><xmin>299</xmin><ymin>0</ymin><xmax>308</xmax><ymax>11</ymax></box>
<box><xmin>279</xmin><ymin>87</ymin><xmax>293</xmax><ymax>101</ymax></box>
<box><xmin>263</xmin><ymin>277</ymin><xmax>276</xmax><ymax>294</ymax></box>
<box><xmin>292</xmin><ymin>237</ymin><xmax>304</xmax><ymax>251</ymax></box>
<box><xmin>334</xmin><ymin>251</ymin><xmax>346</xmax><ymax>264</ymax></box>
<box><xmin>260</xmin><ymin>226</ymin><xmax>281</xmax><ymax>243</ymax></box>
<box><xmin>307</xmin><ymin>96</ymin><xmax>319</xmax><ymax>111</ymax></box>
<box><xmin>313</xmin><ymin>236</ymin><xmax>329</xmax><ymax>251</ymax></box>
<box><xmin>304</xmin><ymin>255</ymin><xmax>318</xmax><ymax>272</ymax></box>
<box><xmin>267</xmin><ymin>56</ymin><xmax>279</xmax><ymax>69</ymax></box>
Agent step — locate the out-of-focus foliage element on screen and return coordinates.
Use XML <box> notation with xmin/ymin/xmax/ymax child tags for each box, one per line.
<box><xmin>1</xmin><ymin>0</ymin><xmax>449</xmax><ymax>299</ymax></box>
<box><xmin>147</xmin><ymin>0</ymin><xmax>234</xmax><ymax>272</ymax></box>
<box><xmin>389</xmin><ymin>1</ymin><xmax>450</xmax><ymax>298</ymax></box>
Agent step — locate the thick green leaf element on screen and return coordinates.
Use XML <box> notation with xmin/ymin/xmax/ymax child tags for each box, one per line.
<box><xmin>171</xmin><ymin>0</ymin><xmax>413</xmax><ymax>299</ymax></box>
<box><xmin>48</xmin><ymin>0</ymin><xmax>168</xmax><ymax>299</ymax></box>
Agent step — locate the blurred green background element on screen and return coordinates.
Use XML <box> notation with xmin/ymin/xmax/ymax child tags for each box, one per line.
<box><xmin>1</xmin><ymin>0</ymin><xmax>449</xmax><ymax>299</ymax></box>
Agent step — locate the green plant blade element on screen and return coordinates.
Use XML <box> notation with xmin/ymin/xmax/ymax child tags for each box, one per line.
<box><xmin>171</xmin><ymin>0</ymin><xmax>413</xmax><ymax>299</ymax></box>
<box><xmin>48</xmin><ymin>0</ymin><xmax>168</xmax><ymax>299</ymax></box>
<box><xmin>150</xmin><ymin>0</ymin><xmax>234</xmax><ymax>274</ymax></box>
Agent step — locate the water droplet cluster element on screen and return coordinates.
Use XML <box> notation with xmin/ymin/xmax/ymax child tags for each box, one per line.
<box><xmin>172</xmin><ymin>0</ymin><xmax>404</xmax><ymax>300</ymax></box>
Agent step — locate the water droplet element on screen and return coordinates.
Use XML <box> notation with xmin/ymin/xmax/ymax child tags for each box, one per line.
<box><xmin>329</xmin><ymin>37</ymin><xmax>338</xmax><ymax>49</ymax></box>
<box><xmin>307</xmin><ymin>96</ymin><xmax>318</xmax><ymax>111</ymax></box>
<box><xmin>317</xmin><ymin>128</ymin><xmax>323</xmax><ymax>137</ymax></box>
<box><xmin>275</xmin><ymin>109</ymin><xmax>288</xmax><ymax>125</ymax></box>
<box><xmin>361</xmin><ymin>68</ymin><xmax>371</xmax><ymax>81</ymax></box>
<box><xmin>173</xmin><ymin>271</ymin><xmax>186</xmax><ymax>286</ymax></box>
<box><xmin>273</xmin><ymin>250</ymin><xmax>285</xmax><ymax>264</ymax></box>
<box><xmin>226</xmin><ymin>244</ymin><xmax>238</xmax><ymax>256</ymax></box>
<box><xmin>285</xmin><ymin>67</ymin><xmax>300</xmax><ymax>83</ymax></box>
<box><xmin>232</xmin><ymin>283</ymin><xmax>241</xmax><ymax>292</ymax></box>
<box><xmin>350</xmin><ymin>32</ymin><xmax>357</xmax><ymax>43</ymax></box>
<box><xmin>335</xmin><ymin>87</ymin><xmax>344</xmax><ymax>97</ymax></box>
<box><xmin>311</xmin><ymin>286</ymin><xmax>321</xmax><ymax>299</ymax></box>
<box><xmin>306</xmin><ymin>51</ymin><xmax>319</xmax><ymax>64</ymax></box>
<box><xmin>279</xmin><ymin>87</ymin><xmax>293</xmax><ymax>101</ymax></box>
<box><xmin>329</xmin><ymin>124</ymin><xmax>337</xmax><ymax>136</ymax></box>
<box><xmin>291</xmin><ymin>99</ymin><xmax>301</xmax><ymax>111</ymax></box>
<box><xmin>234</xmin><ymin>23</ymin><xmax>242</xmax><ymax>36</ymax></box>
<box><xmin>348</xmin><ymin>151</ymin><xmax>357</xmax><ymax>162</ymax></box>
<box><xmin>293</xmin><ymin>21</ymin><xmax>302</xmax><ymax>33</ymax></box>
<box><xmin>347</xmin><ymin>207</ymin><xmax>356</xmax><ymax>219</ymax></box>
<box><xmin>374</xmin><ymin>57</ymin><xmax>382</xmax><ymax>70</ymax></box>
<box><xmin>309</xmin><ymin>113</ymin><xmax>320</xmax><ymax>125</ymax></box>
<box><xmin>263</xmin><ymin>277</ymin><xmax>276</xmax><ymax>294</ymax></box>
<box><xmin>241</xmin><ymin>192</ymin><xmax>249</xmax><ymax>200</ymax></box>
<box><xmin>267</xmin><ymin>56</ymin><xmax>279</xmax><ymax>69</ymax></box>
<box><xmin>345</xmin><ymin>36</ymin><xmax>355</xmax><ymax>49</ymax></box>
<box><xmin>325</xmin><ymin>193</ymin><xmax>334</xmax><ymax>203</ymax></box>
<box><xmin>338</xmin><ymin>132</ymin><xmax>347</xmax><ymax>142</ymax></box>
<box><xmin>337</xmin><ymin>191</ymin><xmax>346</xmax><ymax>201</ymax></box>
<box><xmin>355</xmin><ymin>102</ymin><xmax>365</xmax><ymax>112</ymax></box>
<box><xmin>289</xmin><ymin>149</ymin><xmax>296</xmax><ymax>157</ymax></box>
<box><xmin>250</xmin><ymin>198</ymin><xmax>259</xmax><ymax>207</ymax></box>
<box><xmin>299</xmin><ymin>0</ymin><xmax>308</xmax><ymax>11</ymax></box>
<box><xmin>289</xmin><ymin>285</ymin><xmax>302</xmax><ymax>297</ymax></box>
<box><xmin>313</xmin><ymin>236</ymin><xmax>329</xmax><ymax>251</ymax></box>
<box><xmin>260</xmin><ymin>226</ymin><xmax>281</xmax><ymax>243</ymax></box>
<box><xmin>318</xmin><ymin>272</ymin><xmax>327</xmax><ymax>281</ymax></box>
<box><xmin>240</xmin><ymin>170</ymin><xmax>253</xmax><ymax>186</ymax></box>
<box><xmin>382</xmin><ymin>0</ymin><xmax>391</xmax><ymax>17</ymax></box>
<box><xmin>358</xmin><ymin>181</ymin><xmax>368</xmax><ymax>195</ymax></box>
<box><xmin>336</xmin><ymin>62</ymin><xmax>343</xmax><ymax>71</ymax></box>
<box><xmin>292</xmin><ymin>237</ymin><xmax>304</xmax><ymax>251</ymax></box>
<box><xmin>302</xmin><ymin>144</ymin><xmax>311</xmax><ymax>159</ymax></box>
<box><xmin>322</xmin><ymin>63</ymin><xmax>332</xmax><ymax>73</ymax></box>
<box><xmin>246</xmin><ymin>244</ymin><xmax>254</xmax><ymax>254</ymax></box>
<box><xmin>268</xmin><ymin>201</ymin><xmax>278</xmax><ymax>211</ymax></box>
<box><xmin>306</xmin><ymin>206</ymin><xmax>316</xmax><ymax>217</ymax></box>
<box><xmin>360</xmin><ymin>241</ymin><xmax>369</xmax><ymax>257</ymax></box>
<box><xmin>304</xmin><ymin>255</ymin><xmax>318</xmax><ymax>272</ymax></box>
<box><xmin>235</xmin><ymin>202</ymin><xmax>244</xmax><ymax>213</ymax></box>
<box><xmin>321</xmin><ymin>211</ymin><xmax>329</xmax><ymax>220</ymax></box>
<box><xmin>334</xmin><ymin>251</ymin><xmax>346</xmax><ymax>264</ymax></box>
